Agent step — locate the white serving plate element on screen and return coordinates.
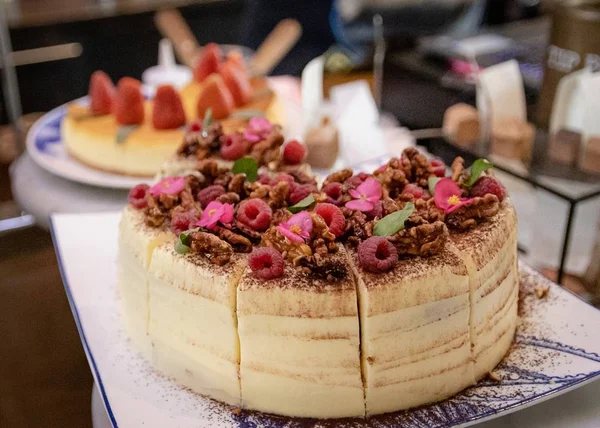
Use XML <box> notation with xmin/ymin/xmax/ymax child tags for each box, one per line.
<box><xmin>51</xmin><ymin>212</ymin><xmax>600</xmax><ymax>428</ymax></box>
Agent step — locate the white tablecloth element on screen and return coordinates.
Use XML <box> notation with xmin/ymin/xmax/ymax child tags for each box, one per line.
<box><xmin>10</xmin><ymin>154</ymin><xmax>127</xmax><ymax>229</ymax></box>
<box><xmin>92</xmin><ymin>379</ymin><xmax>600</xmax><ymax>428</ymax></box>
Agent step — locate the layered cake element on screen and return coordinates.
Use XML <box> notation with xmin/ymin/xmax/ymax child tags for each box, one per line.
<box><xmin>62</xmin><ymin>44</ymin><xmax>283</xmax><ymax>177</ymax></box>
<box><xmin>118</xmin><ymin>148</ymin><xmax>518</xmax><ymax>418</ymax></box>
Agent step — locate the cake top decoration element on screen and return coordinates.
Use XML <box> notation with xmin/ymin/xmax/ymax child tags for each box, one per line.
<box><xmin>127</xmin><ymin>139</ymin><xmax>508</xmax><ymax>279</ymax></box>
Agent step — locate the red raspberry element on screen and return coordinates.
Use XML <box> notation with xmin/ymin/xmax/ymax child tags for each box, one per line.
<box><xmin>220</xmin><ymin>133</ymin><xmax>248</xmax><ymax>160</ymax></box>
<box><xmin>431</xmin><ymin>159</ymin><xmax>446</xmax><ymax>177</ymax></box>
<box><xmin>282</xmin><ymin>139</ymin><xmax>307</xmax><ymax>165</ymax></box>
<box><xmin>273</xmin><ymin>173</ymin><xmax>296</xmax><ymax>188</ymax></box>
<box><xmin>189</xmin><ymin>121</ymin><xmax>202</xmax><ymax>132</ymax></box>
<box><xmin>128</xmin><ymin>184</ymin><xmax>149</xmax><ymax>209</ymax></box>
<box><xmin>367</xmin><ymin>201</ymin><xmax>383</xmax><ymax>219</ymax></box>
<box><xmin>402</xmin><ymin>183</ymin><xmax>424</xmax><ymax>199</ymax></box>
<box><xmin>358</xmin><ymin>237</ymin><xmax>398</xmax><ymax>273</ymax></box>
<box><xmin>289</xmin><ymin>183</ymin><xmax>316</xmax><ymax>205</ymax></box>
<box><xmin>323</xmin><ymin>182</ymin><xmax>343</xmax><ymax>206</ymax></box>
<box><xmin>258</xmin><ymin>173</ymin><xmax>272</xmax><ymax>185</ymax></box>
<box><xmin>197</xmin><ymin>185</ymin><xmax>226</xmax><ymax>208</ymax></box>
<box><xmin>422</xmin><ymin>189</ymin><xmax>432</xmax><ymax>200</ymax></box>
<box><xmin>471</xmin><ymin>176</ymin><xmax>507</xmax><ymax>202</ymax></box>
<box><xmin>248</xmin><ymin>247</ymin><xmax>284</xmax><ymax>280</ymax></box>
<box><xmin>374</xmin><ymin>164</ymin><xmax>387</xmax><ymax>175</ymax></box>
<box><xmin>237</xmin><ymin>199</ymin><xmax>273</xmax><ymax>232</ymax></box>
<box><xmin>314</xmin><ymin>203</ymin><xmax>345</xmax><ymax>237</ymax></box>
<box><xmin>346</xmin><ymin>172</ymin><xmax>370</xmax><ymax>188</ymax></box>
<box><xmin>170</xmin><ymin>211</ymin><xmax>198</xmax><ymax>236</ymax></box>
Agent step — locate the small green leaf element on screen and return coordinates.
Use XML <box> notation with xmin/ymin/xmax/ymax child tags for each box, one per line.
<box><xmin>175</xmin><ymin>239</ymin><xmax>191</xmax><ymax>254</ymax></box>
<box><xmin>428</xmin><ymin>177</ymin><xmax>441</xmax><ymax>196</ymax></box>
<box><xmin>288</xmin><ymin>194</ymin><xmax>315</xmax><ymax>214</ymax></box>
<box><xmin>232</xmin><ymin>157</ymin><xmax>259</xmax><ymax>182</ymax></box>
<box><xmin>468</xmin><ymin>159</ymin><xmax>494</xmax><ymax>187</ymax></box>
<box><xmin>174</xmin><ymin>229</ymin><xmax>195</xmax><ymax>254</ymax></box>
<box><xmin>373</xmin><ymin>202</ymin><xmax>415</xmax><ymax>236</ymax></box>
<box><xmin>202</xmin><ymin>108</ymin><xmax>213</xmax><ymax>130</ymax></box>
<box><xmin>229</xmin><ymin>109</ymin><xmax>266</xmax><ymax>120</ymax></box>
<box><xmin>116</xmin><ymin>125</ymin><xmax>139</xmax><ymax>145</ymax></box>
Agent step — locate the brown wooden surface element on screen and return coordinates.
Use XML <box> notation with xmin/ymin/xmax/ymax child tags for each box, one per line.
<box><xmin>0</xmin><ymin>228</ymin><xmax>92</xmax><ymax>428</ymax></box>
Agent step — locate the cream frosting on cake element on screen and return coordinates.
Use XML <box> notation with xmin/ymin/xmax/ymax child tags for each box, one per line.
<box><xmin>117</xmin><ymin>151</ymin><xmax>519</xmax><ymax>419</ymax></box>
<box><xmin>237</xmin><ymin>247</ymin><xmax>364</xmax><ymax>418</ymax></box>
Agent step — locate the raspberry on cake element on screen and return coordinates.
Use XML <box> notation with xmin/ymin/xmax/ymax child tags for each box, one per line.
<box><xmin>118</xmin><ymin>148</ymin><xmax>518</xmax><ymax>419</ymax></box>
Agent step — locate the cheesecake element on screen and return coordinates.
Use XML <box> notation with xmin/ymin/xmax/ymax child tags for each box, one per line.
<box><xmin>117</xmin><ymin>149</ymin><xmax>518</xmax><ymax>418</ymax></box>
<box><xmin>62</xmin><ymin>45</ymin><xmax>284</xmax><ymax>177</ymax></box>
<box><xmin>237</xmin><ymin>247</ymin><xmax>364</xmax><ymax>418</ymax></box>
<box><xmin>348</xmin><ymin>246</ymin><xmax>475</xmax><ymax>416</ymax></box>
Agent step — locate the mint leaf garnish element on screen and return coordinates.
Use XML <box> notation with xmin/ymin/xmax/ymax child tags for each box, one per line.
<box><xmin>373</xmin><ymin>202</ymin><xmax>415</xmax><ymax>236</ymax></box>
<box><xmin>174</xmin><ymin>229</ymin><xmax>194</xmax><ymax>254</ymax></box>
<box><xmin>115</xmin><ymin>125</ymin><xmax>139</xmax><ymax>144</ymax></box>
<box><xmin>229</xmin><ymin>109</ymin><xmax>266</xmax><ymax>120</ymax></box>
<box><xmin>232</xmin><ymin>157</ymin><xmax>259</xmax><ymax>182</ymax></box>
<box><xmin>428</xmin><ymin>177</ymin><xmax>441</xmax><ymax>196</ymax></box>
<box><xmin>288</xmin><ymin>194</ymin><xmax>315</xmax><ymax>214</ymax></box>
<box><xmin>468</xmin><ymin>158</ymin><xmax>494</xmax><ymax>186</ymax></box>
<box><xmin>175</xmin><ymin>239</ymin><xmax>191</xmax><ymax>254</ymax></box>
<box><xmin>202</xmin><ymin>108</ymin><xmax>213</xmax><ymax>130</ymax></box>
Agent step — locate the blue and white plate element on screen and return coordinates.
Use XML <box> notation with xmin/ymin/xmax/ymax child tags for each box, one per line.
<box><xmin>26</xmin><ymin>97</ymin><xmax>154</xmax><ymax>190</ymax></box>
<box><xmin>51</xmin><ymin>212</ymin><xmax>600</xmax><ymax>428</ymax></box>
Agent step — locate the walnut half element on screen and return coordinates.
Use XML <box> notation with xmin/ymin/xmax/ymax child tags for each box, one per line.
<box><xmin>446</xmin><ymin>194</ymin><xmax>500</xmax><ymax>231</ymax></box>
<box><xmin>189</xmin><ymin>231</ymin><xmax>233</xmax><ymax>266</ymax></box>
<box><xmin>387</xmin><ymin>220</ymin><xmax>448</xmax><ymax>257</ymax></box>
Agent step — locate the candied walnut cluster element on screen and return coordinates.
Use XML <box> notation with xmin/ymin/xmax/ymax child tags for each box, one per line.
<box><xmin>176</xmin><ymin>118</ymin><xmax>291</xmax><ymax>169</ymax></box>
<box><xmin>188</xmin><ymin>231</ymin><xmax>233</xmax><ymax>266</ymax></box>
<box><xmin>446</xmin><ymin>194</ymin><xmax>500</xmax><ymax>230</ymax></box>
<box><xmin>387</xmin><ymin>215</ymin><xmax>448</xmax><ymax>257</ymax></box>
<box><xmin>260</xmin><ymin>211</ymin><xmax>338</xmax><ymax>267</ymax></box>
<box><xmin>177</xmin><ymin>122</ymin><xmax>223</xmax><ymax>159</ymax></box>
<box><xmin>144</xmin><ymin>175</ymin><xmax>201</xmax><ymax>228</ymax></box>
<box><xmin>249</xmin><ymin>125</ymin><xmax>285</xmax><ymax>166</ymax></box>
<box><xmin>128</xmin><ymin>146</ymin><xmax>508</xmax><ymax>274</ymax></box>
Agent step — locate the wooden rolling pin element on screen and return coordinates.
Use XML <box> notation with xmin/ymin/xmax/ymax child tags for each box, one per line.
<box><xmin>155</xmin><ymin>10</ymin><xmax>302</xmax><ymax>76</ymax></box>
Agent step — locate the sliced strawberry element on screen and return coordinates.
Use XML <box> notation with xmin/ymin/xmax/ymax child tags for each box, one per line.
<box><xmin>193</xmin><ymin>43</ymin><xmax>222</xmax><ymax>83</ymax></box>
<box><xmin>225</xmin><ymin>50</ymin><xmax>246</xmax><ymax>73</ymax></box>
<box><xmin>152</xmin><ymin>85</ymin><xmax>186</xmax><ymax>130</ymax></box>
<box><xmin>113</xmin><ymin>77</ymin><xmax>144</xmax><ymax>125</ymax></box>
<box><xmin>197</xmin><ymin>74</ymin><xmax>234</xmax><ymax>120</ymax></box>
<box><xmin>220</xmin><ymin>62</ymin><xmax>252</xmax><ymax>107</ymax></box>
<box><xmin>88</xmin><ymin>70</ymin><xmax>115</xmax><ymax>115</ymax></box>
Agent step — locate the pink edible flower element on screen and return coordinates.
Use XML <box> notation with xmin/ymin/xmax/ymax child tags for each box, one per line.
<box><xmin>149</xmin><ymin>176</ymin><xmax>186</xmax><ymax>197</ymax></box>
<box><xmin>345</xmin><ymin>178</ymin><xmax>382</xmax><ymax>212</ymax></box>
<box><xmin>434</xmin><ymin>178</ymin><xmax>473</xmax><ymax>213</ymax></box>
<box><xmin>196</xmin><ymin>201</ymin><xmax>234</xmax><ymax>230</ymax></box>
<box><xmin>277</xmin><ymin>211</ymin><xmax>313</xmax><ymax>243</ymax></box>
<box><xmin>243</xmin><ymin>117</ymin><xmax>273</xmax><ymax>144</ymax></box>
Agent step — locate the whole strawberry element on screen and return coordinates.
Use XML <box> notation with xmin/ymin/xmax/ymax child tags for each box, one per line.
<box><xmin>152</xmin><ymin>85</ymin><xmax>186</xmax><ymax>130</ymax></box>
<box><xmin>471</xmin><ymin>176</ymin><xmax>506</xmax><ymax>201</ymax></box>
<box><xmin>113</xmin><ymin>77</ymin><xmax>144</xmax><ymax>125</ymax></box>
<box><xmin>89</xmin><ymin>70</ymin><xmax>114</xmax><ymax>115</ymax></box>
<box><xmin>193</xmin><ymin>43</ymin><xmax>222</xmax><ymax>82</ymax></box>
